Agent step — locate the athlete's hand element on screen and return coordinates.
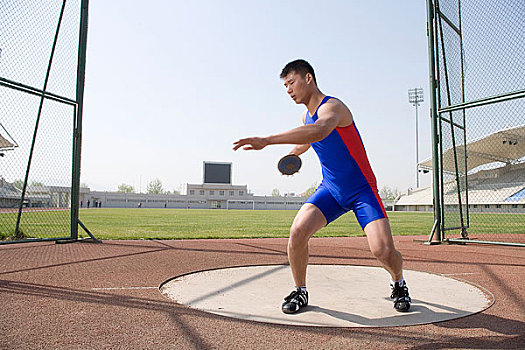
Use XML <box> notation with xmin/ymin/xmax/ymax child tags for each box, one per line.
<box><xmin>233</xmin><ymin>137</ymin><xmax>269</xmax><ymax>151</ymax></box>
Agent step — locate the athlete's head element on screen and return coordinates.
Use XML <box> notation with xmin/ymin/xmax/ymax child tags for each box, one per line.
<box><xmin>280</xmin><ymin>59</ymin><xmax>318</xmax><ymax>104</ymax></box>
<box><xmin>280</xmin><ymin>59</ymin><xmax>317</xmax><ymax>85</ymax></box>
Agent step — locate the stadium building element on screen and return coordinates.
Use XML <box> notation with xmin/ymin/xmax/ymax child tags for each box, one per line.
<box><xmin>80</xmin><ymin>161</ymin><xmax>306</xmax><ymax>210</ymax></box>
<box><xmin>394</xmin><ymin>125</ymin><xmax>525</xmax><ymax>213</ymax></box>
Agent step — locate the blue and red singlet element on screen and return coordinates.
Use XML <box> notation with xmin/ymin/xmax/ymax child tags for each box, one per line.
<box><xmin>304</xmin><ymin>96</ymin><xmax>387</xmax><ymax>229</ymax></box>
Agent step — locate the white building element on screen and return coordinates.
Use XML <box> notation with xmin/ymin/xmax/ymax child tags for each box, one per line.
<box><xmin>82</xmin><ymin>183</ymin><xmax>306</xmax><ymax>210</ymax></box>
<box><xmin>81</xmin><ymin>161</ymin><xmax>306</xmax><ymax>210</ymax></box>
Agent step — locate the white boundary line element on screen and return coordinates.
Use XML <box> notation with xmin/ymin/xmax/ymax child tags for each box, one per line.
<box><xmin>91</xmin><ymin>286</ymin><xmax>158</xmax><ymax>290</ymax></box>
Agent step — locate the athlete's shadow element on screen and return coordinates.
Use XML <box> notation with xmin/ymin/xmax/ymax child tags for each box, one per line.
<box><xmin>305</xmin><ymin>299</ymin><xmax>473</xmax><ymax>327</ymax></box>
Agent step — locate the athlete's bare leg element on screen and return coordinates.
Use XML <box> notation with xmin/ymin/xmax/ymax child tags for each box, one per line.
<box><xmin>364</xmin><ymin>218</ymin><xmax>403</xmax><ymax>281</ymax></box>
<box><xmin>287</xmin><ymin>204</ymin><xmax>327</xmax><ymax>287</ymax></box>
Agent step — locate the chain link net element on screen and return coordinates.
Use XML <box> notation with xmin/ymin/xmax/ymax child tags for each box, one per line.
<box><xmin>434</xmin><ymin>0</ymin><xmax>525</xmax><ymax>244</ymax></box>
<box><xmin>0</xmin><ymin>0</ymin><xmax>81</xmax><ymax>241</ymax></box>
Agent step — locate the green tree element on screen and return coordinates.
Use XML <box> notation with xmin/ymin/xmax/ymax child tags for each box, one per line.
<box><xmin>380</xmin><ymin>185</ymin><xmax>400</xmax><ymax>200</ymax></box>
<box><xmin>147</xmin><ymin>178</ymin><xmax>164</xmax><ymax>194</ymax></box>
<box><xmin>271</xmin><ymin>188</ymin><xmax>280</xmax><ymax>197</ymax></box>
<box><xmin>13</xmin><ymin>180</ymin><xmax>44</xmax><ymax>189</ymax></box>
<box><xmin>117</xmin><ymin>183</ymin><xmax>135</xmax><ymax>193</ymax></box>
<box><xmin>13</xmin><ymin>179</ymin><xmax>24</xmax><ymax>190</ymax></box>
<box><xmin>303</xmin><ymin>182</ymin><xmax>318</xmax><ymax>197</ymax></box>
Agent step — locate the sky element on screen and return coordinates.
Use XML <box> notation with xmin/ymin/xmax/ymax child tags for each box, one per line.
<box><xmin>81</xmin><ymin>0</ymin><xmax>433</xmax><ymax>196</ymax></box>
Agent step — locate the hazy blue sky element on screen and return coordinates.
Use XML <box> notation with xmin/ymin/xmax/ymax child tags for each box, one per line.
<box><xmin>81</xmin><ymin>0</ymin><xmax>432</xmax><ymax>195</ymax></box>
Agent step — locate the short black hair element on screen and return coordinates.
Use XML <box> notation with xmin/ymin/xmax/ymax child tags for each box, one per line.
<box><xmin>280</xmin><ymin>59</ymin><xmax>317</xmax><ymax>85</ymax></box>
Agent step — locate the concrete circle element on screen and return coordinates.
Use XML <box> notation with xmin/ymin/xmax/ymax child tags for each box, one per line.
<box><xmin>160</xmin><ymin>265</ymin><xmax>492</xmax><ymax>327</ymax></box>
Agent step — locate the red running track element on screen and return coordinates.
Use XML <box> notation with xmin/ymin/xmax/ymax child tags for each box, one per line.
<box><xmin>0</xmin><ymin>236</ymin><xmax>523</xmax><ymax>349</ymax></box>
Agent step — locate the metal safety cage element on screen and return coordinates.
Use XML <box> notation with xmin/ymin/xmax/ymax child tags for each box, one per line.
<box><xmin>426</xmin><ymin>0</ymin><xmax>525</xmax><ymax>246</ymax></box>
<box><xmin>0</xmin><ymin>0</ymin><xmax>98</xmax><ymax>244</ymax></box>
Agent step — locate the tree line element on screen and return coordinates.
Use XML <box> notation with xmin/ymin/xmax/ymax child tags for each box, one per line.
<box><xmin>117</xmin><ymin>178</ymin><xmax>180</xmax><ymax>195</ymax></box>
<box><xmin>272</xmin><ymin>183</ymin><xmax>401</xmax><ymax>200</ymax></box>
<box><xmin>13</xmin><ymin>178</ymin><xmax>401</xmax><ymax>200</ymax></box>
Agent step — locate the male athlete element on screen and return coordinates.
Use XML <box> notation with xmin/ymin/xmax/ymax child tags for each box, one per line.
<box><xmin>233</xmin><ymin>59</ymin><xmax>411</xmax><ymax>314</ymax></box>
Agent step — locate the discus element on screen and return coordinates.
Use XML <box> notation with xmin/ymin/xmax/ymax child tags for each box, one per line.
<box><xmin>278</xmin><ymin>154</ymin><xmax>302</xmax><ymax>175</ymax></box>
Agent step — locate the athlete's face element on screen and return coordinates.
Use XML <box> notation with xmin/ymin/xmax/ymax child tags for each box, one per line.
<box><xmin>283</xmin><ymin>72</ymin><xmax>312</xmax><ymax>104</ymax></box>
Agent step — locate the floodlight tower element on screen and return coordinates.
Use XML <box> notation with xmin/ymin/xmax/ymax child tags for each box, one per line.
<box><xmin>408</xmin><ymin>88</ymin><xmax>424</xmax><ymax>188</ymax></box>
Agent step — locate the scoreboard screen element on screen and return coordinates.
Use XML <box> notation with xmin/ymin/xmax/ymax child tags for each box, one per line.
<box><xmin>203</xmin><ymin>162</ymin><xmax>231</xmax><ymax>184</ymax></box>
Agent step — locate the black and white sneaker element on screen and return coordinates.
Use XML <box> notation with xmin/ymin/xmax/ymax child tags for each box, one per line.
<box><xmin>390</xmin><ymin>282</ymin><xmax>411</xmax><ymax>312</ymax></box>
<box><xmin>282</xmin><ymin>287</ymin><xmax>308</xmax><ymax>314</ymax></box>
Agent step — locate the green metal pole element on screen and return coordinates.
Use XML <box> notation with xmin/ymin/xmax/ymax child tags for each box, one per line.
<box><xmin>71</xmin><ymin>0</ymin><xmax>89</xmax><ymax>240</ymax></box>
<box><xmin>435</xmin><ymin>0</ymin><xmax>466</xmax><ymax>239</ymax></box>
<box><xmin>426</xmin><ymin>0</ymin><xmax>442</xmax><ymax>242</ymax></box>
<box><xmin>438</xmin><ymin>89</ymin><xmax>525</xmax><ymax>113</ymax></box>
<box><xmin>458</xmin><ymin>0</ymin><xmax>470</xmax><ymax>236</ymax></box>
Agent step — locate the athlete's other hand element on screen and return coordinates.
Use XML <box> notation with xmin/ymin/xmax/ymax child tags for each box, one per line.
<box><xmin>233</xmin><ymin>137</ymin><xmax>269</xmax><ymax>151</ymax></box>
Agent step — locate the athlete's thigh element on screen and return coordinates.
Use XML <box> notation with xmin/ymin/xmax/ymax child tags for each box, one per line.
<box><xmin>305</xmin><ymin>183</ymin><xmax>348</xmax><ymax>225</ymax></box>
<box><xmin>351</xmin><ymin>187</ymin><xmax>387</xmax><ymax>230</ymax></box>
<box><xmin>291</xmin><ymin>203</ymin><xmax>327</xmax><ymax>240</ymax></box>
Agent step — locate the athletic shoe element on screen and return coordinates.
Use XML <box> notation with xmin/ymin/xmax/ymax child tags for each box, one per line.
<box><xmin>391</xmin><ymin>282</ymin><xmax>411</xmax><ymax>312</ymax></box>
<box><xmin>282</xmin><ymin>287</ymin><xmax>308</xmax><ymax>314</ymax></box>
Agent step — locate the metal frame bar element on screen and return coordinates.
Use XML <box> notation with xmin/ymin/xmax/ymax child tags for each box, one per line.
<box><xmin>426</xmin><ymin>0</ymin><xmax>442</xmax><ymax>243</ymax></box>
<box><xmin>442</xmin><ymin>225</ymin><xmax>464</xmax><ymax>231</ymax></box>
<box><xmin>0</xmin><ymin>77</ymin><xmax>77</xmax><ymax>106</ymax></box>
<box><xmin>445</xmin><ymin>238</ymin><xmax>525</xmax><ymax>247</ymax></box>
<box><xmin>434</xmin><ymin>0</ymin><xmax>448</xmax><ymax>240</ymax></box>
<box><xmin>437</xmin><ymin>0</ymin><xmax>451</xmax><ymax>234</ymax></box>
<box><xmin>70</xmin><ymin>0</ymin><xmax>90</xmax><ymax>241</ymax></box>
<box><xmin>438</xmin><ymin>11</ymin><xmax>461</xmax><ymax>35</ymax></box>
<box><xmin>0</xmin><ymin>236</ymin><xmax>74</xmax><ymax>245</ymax></box>
<box><xmin>438</xmin><ymin>89</ymin><xmax>525</xmax><ymax>113</ymax></box>
<box><xmin>436</xmin><ymin>0</ymin><xmax>467</xmax><ymax>239</ymax></box>
<box><xmin>458</xmin><ymin>0</ymin><xmax>470</xmax><ymax>233</ymax></box>
<box><xmin>439</xmin><ymin>116</ymin><xmax>465</xmax><ymax>131</ymax></box>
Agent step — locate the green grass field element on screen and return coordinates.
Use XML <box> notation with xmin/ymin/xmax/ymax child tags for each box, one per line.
<box><xmin>2</xmin><ymin>208</ymin><xmax>523</xmax><ymax>241</ymax></box>
<box><xmin>77</xmin><ymin>209</ymin><xmax>433</xmax><ymax>240</ymax></box>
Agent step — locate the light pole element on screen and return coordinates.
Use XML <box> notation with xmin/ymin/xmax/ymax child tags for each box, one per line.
<box><xmin>408</xmin><ymin>88</ymin><xmax>424</xmax><ymax>188</ymax></box>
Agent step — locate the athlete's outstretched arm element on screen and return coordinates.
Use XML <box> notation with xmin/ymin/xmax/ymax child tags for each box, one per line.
<box><xmin>233</xmin><ymin>104</ymin><xmax>340</xmax><ymax>151</ymax></box>
<box><xmin>289</xmin><ymin>111</ymin><xmax>311</xmax><ymax>156</ymax></box>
